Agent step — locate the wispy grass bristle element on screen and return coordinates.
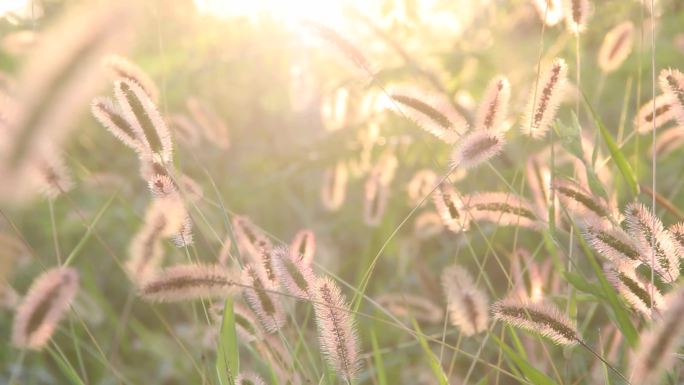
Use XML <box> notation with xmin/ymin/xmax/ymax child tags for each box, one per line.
<box><xmin>289</xmin><ymin>229</ymin><xmax>316</xmax><ymax>266</ymax></box>
<box><xmin>464</xmin><ymin>192</ymin><xmax>542</xmax><ymax>229</ymax></box>
<box><xmin>634</xmin><ymin>94</ymin><xmax>675</xmax><ymax>134</ymax></box>
<box><xmin>12</xmin><ymin>267</ymin><xmax>79</xmax><ymax>350</ymax></box>
<box><xmin>531</xmin><ymin>0</ymin><xmax>565</xmax><ymax>26</ymax></box>
<box><xmin>521</xmin><ymin>58</ymin><xmax>568</xmax><ymax>139</ymax></box>
<box><xmin>475</xmin><ymin>76</ymin><xmax>511</xmax><ymax>132</ymax></box>
<box><xmin>604</xmin><ymin>260</ymin><xmax>664</xmax><ymax>318</ymax></box>
<box><xmin>433</xmin><ymin>182</ymin><xmax>470</xmax><ymax>232</ymax></box>
<box><xmin>139</xmin><ymin>264</ymin><xmax>238</xmax><ymax>302</ymax></box>
<box><xmin>312</xmin><ymin>276</ymin><xmax>361</xmax><ymax>382</ymax></box>
<box><xmin>300</xmin><ymin>20</ymin><xmax>373</xmax><ymax>75</ymax></box>
<box><xmin>658</xmin><ymin>68</ymin><xmax>684</xmax><ymax>126</ymax></box>
<box><xmin>450</xmin><ymin>130</ymin><xmax>505</xmax><ymax>169</ymax></box>
<box><xmin>91</xmin><ymin>97</ymin><xmax>142</xmax><ymax>151</ymax></box>
<box><xmin>583</xmin><ymin>220</ymin><xmax>642</xmax><ymax>265</ymax></box>
<box><xmin>413</xmin><ymin>211</ymin><xmax>444</xmax><ymax>240</ymax></box>
<box><xmin>321</xmin><ymin>160</ymin><xmax>348</xmax><ymax>212</ymax></box>
<box><xmin>492</xmin><ymin>299</ymin><xmax>579</xmax><ymax>345</ymax></box>
<box><xmin>407</xmin><ymin>169</ymin><xmax>438</xmax><ymax>205</ymax></box>
<box><xmin>271</xmin><ymin>246</ymin><xmax>316</xmax><ymax>299</ymax></box>
<box><xmin>553</xmin><ymin>178</ymin><xmax>613</xmax><ymax>224</ymax></box>
<box><xmin>624</xmin><ymin>202</ymin><xmax>680</xmax><ymax>283</ymax></box>
<box><xmin>232</xmin><ymin>215</ymin><xmax>273</xmax><ymax>260</ymax></box>
<box><xmin>631</xmin><ymin>285</ymin><xmax>684</xmax><ymax>384</ymax></box>
<box><xmin>241</xmin><ymin>265</ymin><xmax>286</xmax><ymax>333</ymax></box>
<box><xmin>564</xmin><ymin>0</ymin><xmax>590</xmax><ymax>34</ymax></box>
<box><xmin>441</xmin><ymin>265</ymin><xmax>489</xmax><ymax>336</ymax></box>
<box><xmin>598</xmin><ymin>21</ymin><xmax>634</xmax><ymax>73</ymax></box>
<box><xmin>388</xmin><ymin>89</ymin><xmax>468</xmax><ymax>144</ymax></box>
<box><xmin>103</xmin><ymin>54</ymin><xmax>159</xmax><ymax>103</ymax></box>
<box><xmin>235</xmin><ymin>372</ymin><xmax>266</xmax><ymax>385</ymax></box>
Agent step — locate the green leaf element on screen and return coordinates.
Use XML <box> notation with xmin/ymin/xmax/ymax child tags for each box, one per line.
<box><xmin>563</xmin><ymin>271</ymin><xmax>606</xmax><ymax>300</ymax></box>
<box><xmin>48</xmin><ymin>346</ymin><xmax>87</xmax><ymax>385</ymax></box>
<box><xmin>491</xmin><ymin>333</ymin><xmax>558</xmax><ymax>385</ymax></box>
<box><xmin>411</xmin><ymin>319</ymin><xmax>448</xmax><ymax>385</ymax></box>
<box><xmin>217</xmin><ymin>297</ymin><xmax>239</xmax><ymax>385</ymax></box>
<box><xmin>370</xmin><ymin>328</ymin><xmax>388</xmax><ymax>385</ymax></box>
<box><xmin>581</xmin><ymin>92</ymin><xmax>639</xmax><ymax>196</ymax></box>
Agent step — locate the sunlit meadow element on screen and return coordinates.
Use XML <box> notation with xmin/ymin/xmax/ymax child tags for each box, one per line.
<box><xmin>1</xmin><ymin>0</ymin><xmax>684</xmax><ymax>384</ymax></box>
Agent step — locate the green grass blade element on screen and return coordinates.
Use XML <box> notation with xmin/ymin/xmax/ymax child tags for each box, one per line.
<box><xmin>47</xmin><ymin>346</ymin><xmax>87</xmax><ymax>385</ymax></box>
<box><xmin>490</xmin><ymin>333</ymin><xmax>558</xmax><ymax>385</ymax></box>
<box><xmin>581</xmin><ymin>91</ymin><xmax>639</xmax><ymax>196</ymax></box>
<box><xmin>411</xmin><ymin>319</ymin><xmax>448</xmax><ymax>385</ymax></box>
<box><xmin>370</xmin><ymin>328</ymin><xmax>388</xmax><ymax>385</ymax></box>
<box><xmin>217</xmin><ymin>297</ymin><xmax>239</xmax><ymax>385</ymax></box>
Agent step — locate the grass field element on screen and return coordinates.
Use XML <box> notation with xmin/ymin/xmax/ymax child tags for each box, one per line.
<box><xmin>1</xmin><ymin>0</ymin><xmax>684</xmax><ymax>384</ymax></box>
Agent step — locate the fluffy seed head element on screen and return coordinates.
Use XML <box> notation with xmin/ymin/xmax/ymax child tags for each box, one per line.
<box><xmin>583</xmin><ymin>220</ymin><xmax>642</xmax><ymax>265</ymax></box>
<box><xmin>171</xmin><ymin>216</ymin><xmax>194</xmax><ymax>248</ymax></box>
<box><xmin>531</xmin><ymin>0</ymin><xmax>565</xmax><ymax>26</ymax></box>
<box><xmin>139</xmin><ymin>264</ymin><xmax>239</xmax><ymax>302</ymax></box>
<box><xmin>363</xmin><ymin>175</ymin><xmax>388</xmax><ymax>227</ymax></box>
<box><xmin>321</xmin><ymin>160</ymin><xmax>348</xmax><ymax>212</ymax></box>
<box><xmin>388</xmin><ymin>88</ymin><xmax>468</xmax><ymax>144</ymax></box>
<box><xmin>211</xmin><ymin>301</ymin><xmax>263</xmax><ymax>343</ymax></box>
<box><xmin>300</xmin><ymin>20</ymin><xmax>373</xmax><ymax>75</ymax></box>
<box><xmin>376</xmin><ymin>293</ymin><xmax>443</xmax><ymax>324</ymax></box>
<box><xmin>598</xmin><ymin>21</ymin><xmax>634</xmax><ymax>73</ymax></box>
<box><xmin>604</xmin><ymin>261</ymin><xmax>665</xmax><ymax>318</ymax></box>
<box><xmin>235</xmin><ymin>372</ymin><xmax>266</xmax><ymax>385</ymax></box>
<box><xmin>624</xmin><ymin>202</ymin><xmax>680</xmax><ymax>283</ymax></box>
<box><xmin>521</xmin><ymin>58</ymin><xmax>568</xmax><ymax>139</ymax></box>
<box><xmin>12</xmin><ymin>267</ymin><xmax>79</xmax><ymax>350</ymax></box>
<box><xmin>289</xmin><ymin>229</ymin><xmax>316</xmax><ymax>266</ymax></box>
<box><xmin>103</xmin><ymin>54</ymin><xmax>159</xmax><ymax>102</ymax></box>
<box><xmin>29</xmin><ymin>152</ymin><xmax>73</xmax><ymax>199</ymax></box>
<box><xmin>631</xmin><ymin>285</ymin><xmax>684</xmax><ymax>384</ymax></box>
<box><xmin>271</xmin><ymin>246</ymin><xmax>316</xmax><ymax>299</ymax></box>
<box><xmin>241</xmin><ymin>265</ymin><xmax>286</xmax><ymax>333</ymax></box>
<box><xmin>650</xmin><ymin>125</ymin><xmax>684</xmax><ymax>158</ymax></box>
<box><xmin>441</xmin><ymin>265</ymin><xmax>489</xmax><ymax>336</ymax></box>
<box><xmin>464</xmin><ymin>192</ymin><xmax>542</xmax><ymax>230</ymax></box>
<box><xmin>312</xmin><ymin>276</ymin><xmax>361</xmax><ymax>382</ymax></box>
<box><xmin>232</xmin><ymin>215</ymin><xmax>272</xmax><ymax>261</ymax></box>
<box><xmin>114</xmin><ymin>79</ymin><xmax>173</xmax><ymax>163</ymax></box>
<box><xmin>564</xmin><ymin>0</ymin><xmax>590</xmax><ymax>34</ymax></box>
<box><xmin>91</xmin><ymin>97</ymin><xmax>142</xmax><ymax>151</ymax></box>
<box><xmin>492</xmin><ymin>299</ymin><xmax>579</xmax><ymax>345</ymax></box>
<box><xmin>553</xmin><ymin>178</ymin><xmax>613</xmax><ymax>224</ymax></box>
<box><xmin>407</xmin><ymin>169</ymin><xmax>438</xmax><ymax>205</ymax></box>
<box><xmin>433</xmin><ymin>182</ymin><xmax>470</xmax><ymax>232</ymax></box>
<box><xmin>634</xmin><ymin>94</ymin><xmax>675</xmax><ymax>134</ymax></box>
<box><xmin>148</xmin><ymin>174</ymin><xmax>177</xmax><ymax>198</ymax></box>
<box><xmin>658</xmin><ymin>68</ymin><xmax>684</xmax><ymax>126</ymax></box>
<box><xmin>475</xmin><ymin>76</ymin><xmax>511</xmax><ymax>132</ymax></box>
<box><xmin>451</xmin><ymin>130</ymin><xmax>505</xmax><ymax>170</ymax></box>
<box><xmin>185</xmin><ymin>97</ymin><xmax>230</xmax><ymax>150</ymax></box>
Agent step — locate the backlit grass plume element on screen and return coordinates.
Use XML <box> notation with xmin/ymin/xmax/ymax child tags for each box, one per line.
<box><xmin>531</xmin><ymin>0</ymin><xmax>564</xmax><ymax>26</ymax></box>
<box><xmin>441</xmin><ymin>265</ymin><xmax>489</xmax><ymax>336</ymax></box>
<box><xmin>0</xmin><ymin>2</ymin><xmax>134</xmax><ymax>203</ymax></box>
<box><xmin>12</xmin><ymin>267</ymin><xmax>79</xmax><ymax>350</ymax></box>
<box><xmin>598</xmin><ymin>21</ymin><xmax>634</xmax><ymax>73</ymax></box>
<box><xmin>363</xmin><ymin>175</ymin><xmax>388</xmax><ymax>227</ymax></box>
<box><xmin>271</xmin><ymin>246</ymin><xmax>316</xmax><ymax>299</ymax></box>
<box><xmin>634</xmin><ymin>94</ymin><xmax>674</xmax><ymax>134</ymax></box>
<box><xmin>321</xmin><ymin>160</ymin><xmax>349</xmax><ymax>212</ymax></box>
<box><xmin>300</xmin><ymin>20</ymin><xmax>373</xmax><ymax>75</ymax></box>
<box><xmin>521</xmin><ymin>58</ymin><xmax>568</xmax><ymax>139</ymax></box>
<box><xmin>583</xmin><ymin>220</ymin><xmax>642</xmax><ymax>266</ymax></box>
<box><xmin>91</xmin><ymin>97</ymin><xmax>143</xmax><ymax>152</ymax></box>
<box><xmin>388</xmin><ymin>88</ymin><xmax>468</xmax><ymax>144</ymax></box>
<box><xmin>103</xmin><ymin>54</ymin><xmax>159</xmax><ymax>103</ymax></box>
<box><xmin>658</xmin><ymin>68</ymin><xmax>684</xmax><ymax>126</ymax></box>
<box><xmin>127</xmin><ymin>195</ymin><xmax>187</xmax><ymax>283</ymax></box>
<box><xmin>232</xmin><ymin>215</ymin><xmax>273</xmax><ymax>260</ymax></box>
<box><xmin>139</xmin><ymin>264</ymin><xmax>238</xmax><ymax>302</ymax></box>
<box><xmin>463</xmin><ymin>192</ymin><xmax>542</xmax><ymax>230</ymax></box>
<box><xmin>475</xmin><ymin>76</ymin><xmax>511</xmax><ymax>132</ymax></box>
<box><xmin>450</xmin><ymin>130</ymin><xmax>505</xmax><ymax>169</ymax></box>
<box><xmin>564</xmin><ymin>0</ymin><xmax>590</xmax><ymax>34</ymax></box>
<box><xmin>289</xmin><ymin>229</ymin><xmax>316</xmax><ymax>266</ymax></box>
<box><xmin>553</xmin><ymin>178</ymin><xmax>613</xmax><ymax>224</ymax></box>
<box><xmin>492</xmin><ymin>299</ymin><xmax>579</xmax><ymax>345</ymax></box>
<box><xmin>624</xmin><ymin>202</ymin><xmax>680</xmax><ymax>283</ymax></box>
<box><xmin>114</xmin><ymin>79</ymin><xmax>173</xmax><ymax>163</ymax></box>
<box><xmin>30</xmin><ymin>152</ymin><xmax>73</xmax><ymax>199</ymax></box>
<box><xmin>241</xmin><ymin>265</ymin><xmax>286</xmax><ymax>333</ymax></box>
<box><xmin>433</xmin><ymin>182</ymin><xmax>470</xmax><ymax>232</ymax></box>
<box><xmin>604</xmin><ymin>260</ymin><xmax>665</xmax><ymax>318</ymax></box>
<box><xmin>185</xmin><ymin>97</ymin><xmax>230</xmax><ymax>150</ymax></box>
<box><xmin>407</xmin><ymin>169</ymin><xmax>438</xmax><ymax>205</ymax></box>
<box><xmin>413</xmin><ymin>211</ymin><xmax>444</xmax><ymax>240</ymax></box>
<box><xmin>651</xmin><ymin>126</ymin><xmax>684</xmax><ymax>158</ymax></box>
<box><xmin>630</xmin><ymin>284</ymin><xmax>684</xmax><ymax>384</ymax></box>
<box><xmin>235</xmin><ymin>372</ymin><xmax>266</xmax><ymax>385</ymax></box>
<box><xmin>312</xmin><ymin>276</ymin><xmax>361</xmax><ymax>382</ymax></box>
<box><xmin>376</xmin><ymin>293</ymin><xmax>443</xmax><ymax>324</ymax></box>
